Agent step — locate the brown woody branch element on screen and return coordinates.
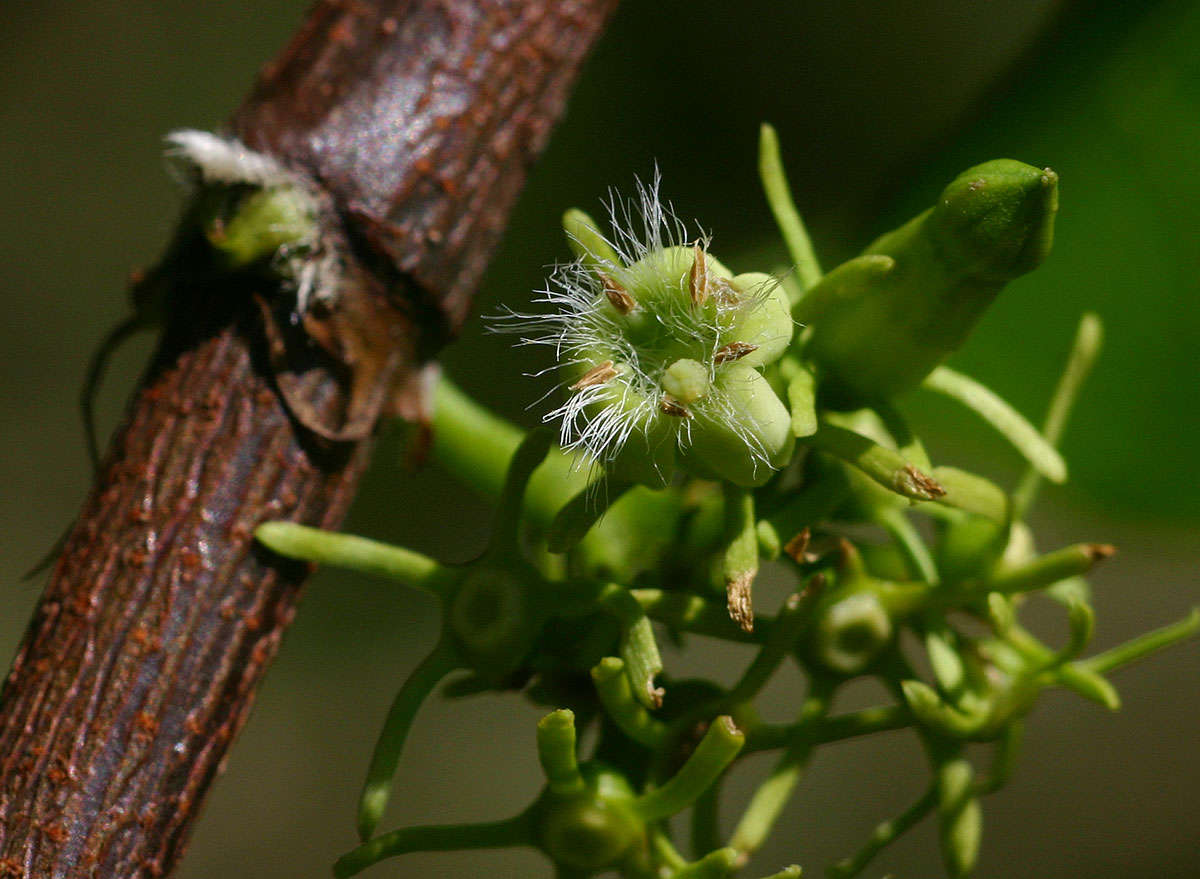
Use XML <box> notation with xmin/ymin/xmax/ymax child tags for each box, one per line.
<box><xmin>0</xmin><ymin>1</ymin><xmax>617</xmax><ymax>876</ymax></box>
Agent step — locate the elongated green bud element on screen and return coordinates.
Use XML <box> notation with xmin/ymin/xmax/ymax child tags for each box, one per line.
<box><xmin>801</xmin><ymin>160</ymin><xmax>1058</xmax><ymax>405</ymax></box>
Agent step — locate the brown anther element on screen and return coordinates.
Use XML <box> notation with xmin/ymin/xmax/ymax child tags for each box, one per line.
<box><xmin>689</xmin><ymin>244</ymin><xmax>710</xmax><ymax>307</ymax></box>
<box><xmin>783</xmin><ymin>527</ymin><xmax>811</xmax><ymax>563</ymax></box>
<box><xmin>599</xmin><ymin>272</ymin><xmax>635</xmax><ymax>314</ymax></box>
<box><xmin>1086</xmin><ymin>543</ymin><xmax>1117</xmax><ymax>562</ymax></box>
<box><xmin>714</xmin><ymin>341</ymin><xmax>759</xmax><ymax>365</ymax></box>
<box><xmin>659</xmin><ymin>396</ymin><xmax>692</xmax><ymax>418</ymax></box>
<box><xmin>570</xmin><ymin>360</ymin><xmax>618</xmax><ymax>390</ymax></box>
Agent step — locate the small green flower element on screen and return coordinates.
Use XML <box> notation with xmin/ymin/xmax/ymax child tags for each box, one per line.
<box><xmin>496</xmin><ymin>177</ymin><xmax>794</xmax><ymax>488</ymax></box>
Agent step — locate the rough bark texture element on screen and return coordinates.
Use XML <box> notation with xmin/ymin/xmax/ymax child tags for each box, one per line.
<box><xmin>0</xmin><ymin>1</ymin><xmax>617</xmax><ymax>876</ymax></box>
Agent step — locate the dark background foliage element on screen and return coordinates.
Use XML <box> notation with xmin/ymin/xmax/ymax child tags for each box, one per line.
<box><xmin>1</xmin><ymin>1</ymin><xmax>1196</xmax><ymax>876</ymax></box>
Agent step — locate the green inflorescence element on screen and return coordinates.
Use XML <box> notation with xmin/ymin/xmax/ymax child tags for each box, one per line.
<box><xmin>255</xmin><ymin>125</ymin><xmax>1198</xmax><ymax>879</ymax></box>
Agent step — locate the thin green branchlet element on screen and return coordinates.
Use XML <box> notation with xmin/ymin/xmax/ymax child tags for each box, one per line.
<box><xmin>253</xmin><ymin>125</ymin><xmax>1198</xmax><ymax>879</ymax></box>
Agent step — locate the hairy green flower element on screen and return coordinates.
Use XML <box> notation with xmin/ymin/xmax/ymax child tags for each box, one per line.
<box><xmin>495</xmin><ymin>176</ymin><xmax>794</xmax><ymax>487</ymax></box>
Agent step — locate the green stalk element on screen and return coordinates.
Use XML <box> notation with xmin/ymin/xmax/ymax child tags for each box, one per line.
<box><xmin>537</xmin><ymin>710</ymin><xmax>586</xmax><ymax>796</ymax></box>
<box><xmin>432</xmin><ymin>377</ymin><xmax>586</xmax><ymax>527</ymax></box>
<box><xmin>810</xmin><ymin>422</ymin><xmax>945</xmax><ymax>502</ymax></box>
<box><xmin>335</xmin><ymin>812</ymin><xmax>532</xmax><ymax>877</ymax></box>
<box><xmin>729</xmin><ymin>679</ymin><xmax>833</xmax><ymax>856</ymax></box>
<box><xmin>1081</xmin><ymin>608</ymin><xmax>1200</xmax><ymax>674</ymax></box>
<box><xmin>632</xmin><ymin>717</ymin><xmax>745</xmax><ymax>822</ymax></box>
<box><xmin>759</xmin><ymin>123</ymin><xmax>823</xmax><ymax>292</ymax></box>
<box><xmin>922</xmin><ymin>365</ymin><xmax>1066</xmax><ymax>483</ymax></box>
<box><xmin>827</xmin><ymin>787</ymin><xmax>937</xmax><ymax>879</ymax></box>
<box><xmin>1013</xmin><ymin>312</ymin><xmax>1103</xmax><ymax>517</ymax></box>
<box><xmin>591</xmin><ymin>658</ymin><xmax>669</xmax><ymax>748</ymax></box>
<box><xmin>255</xmin><ymin>522</ymin><xmax>453</xmax><ymax>596</ymax></box>
<box><xmin>357</xmin><ymin>640</ymin><xmax>463</xmax><ymax>841</ymax></box>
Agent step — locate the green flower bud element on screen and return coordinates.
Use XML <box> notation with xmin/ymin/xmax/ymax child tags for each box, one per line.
<box><xmin>798</xmin><ymin>159</ymin><xmax>1058</xmax><ymax>406</ymax></box>
<box><xmin>813</xmin><ymin>591</ymin><xmax>893</xmax><ymax>675</ymax></box>
<box><xmin>448</xmin><ymin>567</ymin><xmax>536</xmax><ymax>682</ymax></box>
<box><xmin>535</xmin><ymin>761</ymin><xmax>643</xmax><ymax>872</ymax></box>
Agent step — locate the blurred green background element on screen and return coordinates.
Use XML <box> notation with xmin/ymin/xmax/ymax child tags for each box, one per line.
<box><xmin>1</xmin><ymin>1</ymin><xmax>1197</xmax><ymax>876</ymax></box>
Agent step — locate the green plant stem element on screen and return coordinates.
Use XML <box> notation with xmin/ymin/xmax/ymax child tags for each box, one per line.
<box><xmin>1013</xmin><ymin>312</ymin><xmax>1103</xmax><ymax>517</ymax></box>
<box><xmin>357</xmin><ymin>640</ymin><xmax>463</xmax><ymax>841</ymax></box>
<box><xmin>809</xmin><ymin>423</ymin><xmax>944</xmax><ymax>502</ymax></box>
<box><xmin>591</xmin><ymin>657</ymin><xmax>669</xmax><ymax>748</ymax></box>
<box><xmin>974</xmin><ymin>722</ymin><xmax>1023</xmax><ymax>797</ymax></box>
<box><xmin>827</xmin><ymin>787</ymin><xmax>937</xmax><ymax>879</ymax></box>
<box><xmin>633</xmin><ymin>717</ymin><xmax>745</xmax><ymax>822</ymax></box>
<box><xmin>746</xmin><ymin>703</ymin><xmax>910</xmax><ymax>752</ymax></box>
<box><xmin>335</xmin><ymin>812</ymin><xmax>533</xmax><ymax>878</ymax></box>
<box><xmin>1081</xmin><ymin>607</ymin><xmax>1200</xmax><ymax>674</ymax></box>
<box><xmin>922</xmin><ymin>366</ymin><xmax>1066</xmax><ymax>483</ymax></box>
<box><xmin>690</xmin><ymin>776</ymin><xmax>723</xmax><ymax>859</ymax></box>
<box><xmin>548</xmin><ymin>480</ymin><xmax>634</xmax><ymax>552</ymax></box>
<box><xmin>432</xmin><ymin>376</ymin><xmax>586</xmax><ymax>527</ymax></box>
<box><xmin>877</xmin><ymin>507</ymin><xmax>939</xmax><ymax>584</ymax></box>
<box><xmin>594</xmin><ymin>584</ymin><xmax>665</xmax><ymax>708</ymax></box>
<box><xmin>729</xmin><ymin>679</ymin><xmax>833</xmax><ymax>856</ymax></box>
<box><xmin>726</xmin><ymin>585</ymin><xmax>816</xmax><ymax>706</ymax></box>
<box><xmin>537</xmin><ymin>710</ymin><xmax>585</xmax><ymax>795</ymax></box>
<box><xmin>759</xmin><ymin>122</ymin><xmax>822</xmax><ymax>291</ymax></box>
<box><xmin>984</xmin><ymin>543</ymin><xmax>1113</xmax><ymax>595</ymax></box>
<box><xmin>488</xmin><ymin>427</ymin><xmax>553</xmax><ymax>555</ymax></box>
<box><xmin>255</xmin><ymin>522</ymin><xmax>453</xmax><ymax>596</ymax></box>
<box><xmin>631</xmin><ymin>589</ymin><xmax>767</xmax><ymax>644</ymax></box>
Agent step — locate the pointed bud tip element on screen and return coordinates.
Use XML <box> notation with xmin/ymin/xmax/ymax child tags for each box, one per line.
<box><xmin>933</xmin><ymin>158</ymin><xmax>1059</xmax><ymax>281</ymax></box>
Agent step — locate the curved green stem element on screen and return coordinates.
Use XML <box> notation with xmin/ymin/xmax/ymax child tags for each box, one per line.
<box><xmin>984</xmin><ymin>543</ymin><xmax>1113</xmax><ymax>595</ymax></box>
<box><xmin>1013</xmin><ymin>312</ymin><xmax>1103</xmax><ymax>517</ymax></box>
<box><xmin>827</xmin><ymin>787</ymin><xmax>936</xmax><ymax>879</ymax></box>
<box><xmin>633</xmin><ymin>717</ymin><xmax>745</xmax><ymax>822</ymax></box>
<box><xmin>255</xmin><ymin>522</ymin><xmax>453</xmax><ymax>597</ymax></box>
<box><xmin>809</xmin><ymin>423</ymin><xmax>945</xmax><ymax>502</ymax></box>
<box><xmin>631</xmin><ymin>589</ymin><xmax>766</xmax><ymax>644</ymax></box>
<box><xmin>487</xmin><ymin>427</ymin><xmax>553</xmax><ymax>557</ymax></box>
<box><xmin>591</xmin><ymin>657</ymin><xmax>669</xmax><ymax>748</ymax></box>
<box><xmin>877</xmin><ymin>507</ymin><xmax>939</xmax><ymax>584</ymax></box>
<box><xmin>690</xmin><ymin>776</ymin><xmax>723</xmax><ymax>860</ymax></box>
<box><xmin>357</xmin><ymin>640</ymin><xmax>463</xmax><ymax>841</ymax></box>
<box><xmin>759</xmin><ymin>123</ymin><xmax>822</xmax><ymax>292</ymax></box>
<box><xmin>922</xmin><ymin>365</ymin><xmax>1066</xmax><ymax>483</ymax></box>
<box><xmin>1081</xmin><ymin>607</ymin><xmax>1200</xmax><ymax>674</ymax></box>
<box><xmin>747</xmin><ymin>703</ymin><xmax>911</xmax><ymax>753</ymax></box>
<box><xmin>432</xmin><ymin>377</ymin><xmax>587</xmax><ymax>527</ymax></box>
<box><xmin>729</xmin><ymin>678</ymin><xmax>833</xmax><ymax>856</ymax></box>
<box><xmin>335</xmin><ymin>811</ymin><xmax>532</xmax><ymax>878</ymax></box>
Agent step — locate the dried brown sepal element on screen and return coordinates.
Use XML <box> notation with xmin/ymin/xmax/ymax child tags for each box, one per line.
<box><xmin>659</xmin><ymin>396</ymin><xmax>692</xmax><ymax>418</ymax></box>
<box><xmin>783</xmin><ymin>527</ymin><xmax>812</xmax><ymax>563</ymax></box>
<box><xmin>713</xmin><ymin>341</ymin><xmax>759</xmax><ymax>365</ymax></box>
<box><xmin>570</xmin><ymin>360</ymin><xmax>619</xmax><ymax>390</ymax></box>
<box><xmin>647</xmin><ymin>682</ymin><xmax>666</xmax><ymax>709</ymax></box>
<box><xmin>898</xmin><ymin>464</ymin><xmax>946</xmax><ymax>501</ymax></box>
<box><xmin>1086</xmin><ymin>543</ymin><xmax>1117</xmax><ymax>562</ymax></box>
<box><xmin>726</xmin><ymin>570</ymin><xmax>755</xmax><ymax>633</ymax></box>
<box><xmin>689</xmin><ymin>244</ymin><xmax>710</xmax><ymax>307</ymax></box>
<box><xmin>599</xmin><ymin>271</ymin><xmax>635</xmax><ymax>314</ymax></box>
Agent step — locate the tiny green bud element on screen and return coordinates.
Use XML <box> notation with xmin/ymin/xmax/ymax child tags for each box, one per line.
<box><xmin>536</xmin><ymin>764</ymin><xmax>642</xmax><ymax>872</ymax></box>
<box><xmin>662</xmin><ymin>358</ymin><xmax>711</xmax><ymax>403</ymax></box>
<box><xmin>448</xmin><ymin>568</ymin><xmax>535</xmax><ymax>682</ymax></box>
<box><xmin>813</xmin><ymin>591</ymin><xmax>893</xmax><ymax>675</ymax></box>
<box><xmin>206</xmin><ymin>185</ymin><xmax>317</xmax><ymax>268</ymax></box>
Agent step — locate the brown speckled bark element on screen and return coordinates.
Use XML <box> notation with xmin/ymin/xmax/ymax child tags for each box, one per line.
<box><xmin>0</xmin><ymin>1</ymin><xmax>617</xmax><ymax>876</ymax></box>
